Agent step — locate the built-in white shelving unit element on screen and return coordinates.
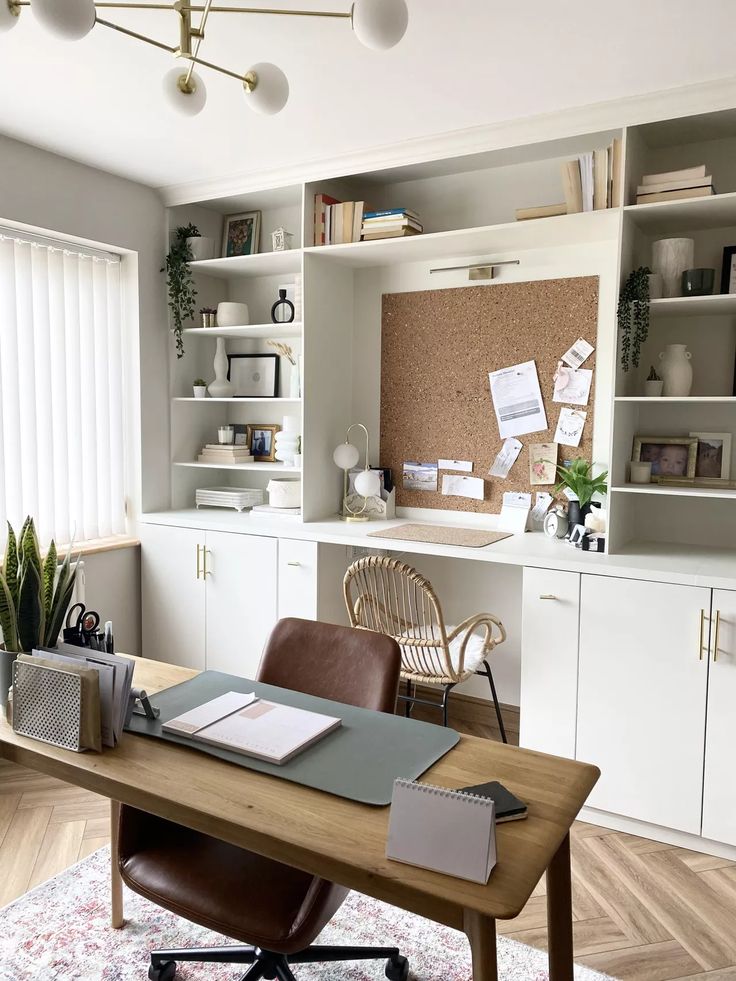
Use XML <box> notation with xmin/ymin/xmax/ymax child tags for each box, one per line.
<box><xmin>183</xmin><ymin>323</ymin><xmax>303</xmax><ymax>340</ymax></box>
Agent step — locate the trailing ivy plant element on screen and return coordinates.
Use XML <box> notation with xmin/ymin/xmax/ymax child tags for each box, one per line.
<box><xmin>617</xmin><ymin>266</ymin><xmax>651</xmax><ymax>372</ymax></box>
<box><xmin>162</xmin><ymin>223</ymin><xmax>199</xmax><ymax>359</ymax></box>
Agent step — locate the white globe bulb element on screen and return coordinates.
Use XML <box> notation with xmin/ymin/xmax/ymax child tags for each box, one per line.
<box><xmin>0</xmin><ymin>1</ymin><xmax>21</xmax><ymax>33</ymax></box>
<box><xmin>352</xmin><ymin>0</ymin><xmax>408</xmax><ymax>50</ymax></box>
<box><xmin>162</xmin><ymin>67</ymin><xmax>207</xmax><ymax>117</ymax></box>
<box><xmin>333</xmin><ymin>442</ymin><xmax>360</xmax><ymax>470</ymax></box>
<box><xmin>354</xmin><ymin>468</ymin><xmax>381</xmax><ymax>498</ymax></box>
<box><xmin>33</xmin><ymin>0</ymin><xmax>95</xmax><ymax>40</ymax></box>
<box><xmin>244</xmin><ymin>62</ymin><xmax>289</xmax><ymax>116</ymax></box>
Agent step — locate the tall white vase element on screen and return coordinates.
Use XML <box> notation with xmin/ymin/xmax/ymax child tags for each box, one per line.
<box><xmin>658</xmin><ymin>343</ymin><xmax>693</xmax><ymax>397</ymax></box>
<box><xmin>208</xmin><ymin>337</ymin><xmax>234</xmax><ymax>398</ymax></box>
<box><xmin>651</xmin><ymin>238</ymin><xmax>695</xmax><ymax>298</ymax></box>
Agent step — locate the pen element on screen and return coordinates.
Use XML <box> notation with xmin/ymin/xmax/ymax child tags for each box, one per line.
<box><xmin>104</xmin><ymin>621</ymin><xmax>114</xmax><ymax>655</ymax></box>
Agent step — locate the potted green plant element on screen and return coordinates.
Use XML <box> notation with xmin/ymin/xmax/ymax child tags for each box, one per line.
<box><xmin>0</xmin><ymin>518</ymin><xmax>79</xmax><ymax>706</ymax></box>
<box><xmin>162</xmin><ymin>224</ymin><xmax>199</xmax><ymax>359</ymax></box>
<box><xmin>555</xmin><ymin>458</ymin><xmax>608</xmax><ymax>528</ymax></box>
<box><xmin>644</xmin><ymin>364</ymin><xmax>663</xmax><ymax>397</ymax></box>
<box><xmin>193</xmin><ymin>377</ymin><xmax>207</xmax><ymax>399</ymax></box>
<box><xmin>617</xmin><ymin>266</ymin><xmax>651</xmax><ymax>372</ymax></box>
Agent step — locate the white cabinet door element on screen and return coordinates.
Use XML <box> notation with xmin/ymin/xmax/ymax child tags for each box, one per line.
<box><xmin>204</xmin><ymin>531</ymin><xmax>278</xmax><ymax>679</ymax></box>
<box><xmin>140</xmin><ymin>524</ymin><xmax>205</xmax><ymax>670</ymax></box>
<box><xmin>278</xmin><ymin>539</ymin><xmax>319</xmax><ymax>621</ymax></box>
<box><xmin>577</xmin><ymin>575</ymin><xmax>709</xmax><ymax>834</ymax></box>
<box><xmin>520</xmin><ymin>568</ymin><xmax>580</xmax><ymax>759</ymax></box>
<box><xmin>702</xmin><ymin>588</ymin><xmax>736</xmax><ymax>845</ymax></box>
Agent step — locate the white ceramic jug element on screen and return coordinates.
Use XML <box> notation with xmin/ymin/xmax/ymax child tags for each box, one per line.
<box><xmin>658</xmin><ymin>343</ymin><xmax>693</xmax><ymax>397</ymax></box>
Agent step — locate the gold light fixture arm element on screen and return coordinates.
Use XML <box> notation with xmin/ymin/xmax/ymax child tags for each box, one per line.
<box><xmin>16</xmin><ymin>2</ymin><xmax>351</xmax><ymax>17</ymax></box>
<box><xmin>96</xmin><ymin>16</ymin><xmax>177</xmax><ymax>54</ymax></box>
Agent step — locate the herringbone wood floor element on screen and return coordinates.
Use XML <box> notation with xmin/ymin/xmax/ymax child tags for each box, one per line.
<box><xmin>1</xmin><ymin>697</ymin><xmax>735</xmax><ymax>981</ymax></box>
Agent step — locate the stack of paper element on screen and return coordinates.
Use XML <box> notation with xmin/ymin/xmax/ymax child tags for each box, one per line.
<box><xmin>196</xmin><ymin>486</ymin><xmax>264</xmax><ymax>512</ymax></box>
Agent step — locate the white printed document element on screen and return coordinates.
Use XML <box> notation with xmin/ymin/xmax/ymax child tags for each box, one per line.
<box><xmin>489</xmin><ymin>438</ymin><xmax>522</xmax><ymax>478</ymax></box>
<box><xmin>441</xmin><ymin>474</ymin><xmax>484</xmax><ymax>500</ymax></box>
<box><xmin>498</xmin><ymin>491</ymin><xmax>532</xmax><ymax>534</ymax></box>
<box><xmin>489</xmin><ymin>361</ymin><xmax>547</xmax><ymax>438</ymax></box>
<box><xmin>438</xmin><ymin>459</ymin><xmax>473</xmax><ymax>472</ymax></box>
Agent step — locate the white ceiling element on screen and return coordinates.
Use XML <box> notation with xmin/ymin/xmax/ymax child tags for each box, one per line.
<box><xmin>2</xmin><ymin>0</ymin><xmax>736</xmax><ymax>193</ymax></box>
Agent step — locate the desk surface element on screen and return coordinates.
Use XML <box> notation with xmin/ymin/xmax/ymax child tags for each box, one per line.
<box><xmin>0</xmin><ymin>656</ymin><xmax>598</xmax><ymax>929</ymax></box>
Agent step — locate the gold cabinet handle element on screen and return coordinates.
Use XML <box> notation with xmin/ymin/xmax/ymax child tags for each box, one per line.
<box><xmin>287</xmin><ymin>561</ymin><xmax>301</xmax><ymax>567</ymax></box>
<box><xmin>699</xmin><ymin>608</ymin><xmax>706</xmax><ymax>660</ymax></box>
<box><xmin>203</xmin><ymin>548</ymin><xmax>210</xmax><ymax>578</ymax></box>
<box><xmin>539</xmin><ymin>594</ymin><xmax>558</xmax><ymax>600</ymax></box>
<box><xmin>714</xmin><ymin>609</ymin><xmax>721</xmax><ymax>662</ymax></box>
<box><xmin>196</xmin><ymin>543</ymin><xmax>201</xmax><ymax>580</ymax></box>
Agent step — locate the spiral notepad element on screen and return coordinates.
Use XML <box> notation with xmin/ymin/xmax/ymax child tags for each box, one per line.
<box><xmin>386</xmin><ymin>779</ymin><xmax>497</xmax><ymax>884</ymax></box>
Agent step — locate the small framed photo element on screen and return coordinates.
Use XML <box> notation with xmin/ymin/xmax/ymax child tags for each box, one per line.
<box><xmin>632</xmin><ymin>436</ymin><xmax>698</xmax><ymax>480</ymax></box>
<box><xmin>689</xmin><ymin>431</ymin><xmax>732</xmax><ymax>479</ymax></box>
<box><xmin>245</xmin><ymin>424</ymin><xmax>281</xmax><ymax>462</ymax></box>
<box><xmin>222</xmin><ymin>211</ymin><xmax>262</xmax><ymax>258</ymax></box>
<box><xmin>721</xmin><ymin>246</ymin><xmax>736</xmax><ymax>294</ymax></box>
<box><xmin>227</xmin><ymin>354</ymin><xmax>280</xmax><ymax>398</ymax></box>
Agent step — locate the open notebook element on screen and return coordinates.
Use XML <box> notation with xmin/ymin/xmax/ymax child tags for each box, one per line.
<box><xmin>162</xmin><ymin>691</ymin><xmax>342</xmax><ymax>765</ymax></box>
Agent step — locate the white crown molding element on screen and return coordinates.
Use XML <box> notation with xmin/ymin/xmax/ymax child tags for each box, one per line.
<box><xmin>158</xmin><ymin>74</ymin><xmax>736</xmax><ymax>207</ymax></box>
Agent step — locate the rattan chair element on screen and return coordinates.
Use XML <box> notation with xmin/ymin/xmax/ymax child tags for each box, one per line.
<box><xmin>343</xmin><ymin>556</ymin><xmax>507</xmax><ymax>740</ymax></box>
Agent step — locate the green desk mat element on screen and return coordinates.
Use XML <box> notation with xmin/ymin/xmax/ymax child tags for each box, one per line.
<box><xmin>125</xmin><ymin>670</ymin><xmax>459</xmax><ymax>806</ymax></box>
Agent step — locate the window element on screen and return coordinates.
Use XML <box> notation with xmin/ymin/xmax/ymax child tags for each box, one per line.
<box><xmin>0</xmin><ymin>226</ymin><xmax>126</xmax><ymax>545</ymax></box>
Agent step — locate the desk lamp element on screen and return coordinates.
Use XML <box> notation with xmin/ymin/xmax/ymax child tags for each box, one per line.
<box><xmin>333</xmin><ymin>424</ymin><xmax>381</xmax><ymax>522</ymax></box>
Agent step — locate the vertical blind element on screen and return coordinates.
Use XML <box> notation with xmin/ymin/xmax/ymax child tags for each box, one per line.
<box><xmin>0</xmin><ymin>228</ymin><xmax>125</xmax><ymax>545</ymax></box>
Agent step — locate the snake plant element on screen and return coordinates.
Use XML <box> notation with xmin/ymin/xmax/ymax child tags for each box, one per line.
<box><xmin>0</xmin><ymin>518</ymin><xmax>78</xmax><ymax>653</ymax></box>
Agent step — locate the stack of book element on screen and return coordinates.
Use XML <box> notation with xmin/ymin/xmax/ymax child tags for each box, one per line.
<box><xmin>361</xmin><ymin>208</ymin><xmax>423</xmax><ymax>240</ymax></box>
<box><xmin>197</xmin><ymin>444</ymin><xmax>254</xmax><ymax>466</ymax></box>
<box><xmin>636</xmin><ymin>165</ymin><xmax>714</xmax><ymax>204</ymax></box>
<box><xmin>557</xmin><ymin>138</ymin><xmax>623</xmax><ymax>215</ymax></box>
<box><xmin>313</xmin><ymin>194</ymin><xmax>365</xmax><ymax>245</ymax></box>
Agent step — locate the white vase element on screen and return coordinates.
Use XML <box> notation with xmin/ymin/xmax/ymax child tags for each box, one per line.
<box><xmin>658</xmin><ymin>343</ymin><xmax>693</xmax><ymax>397</ymax></box>
<box><xmin>285</xmin><ymin>361</ymin><xmax>300</xmax><ymax>398</ymax></box>
<box><xmin>216</xmin><ymin>302</ymin><xmax>249</xmax><ymax>327</ymax></box>
<box><xmin>208</xmin><ymin>338</ymin><xmax>234</xmax><ymax>398</ymax></box>
<box><xmin>186</xmin><ymin>236</ymin><xmax>214</xmax><ymax>261</ymax></box>
<box><xmin>651</xmin><ymin>238</ymin><xmax>695</xmax><ymax>298</ymax></box>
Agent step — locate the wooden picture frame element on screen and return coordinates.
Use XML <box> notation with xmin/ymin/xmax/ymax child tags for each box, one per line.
<box><xmin>721</xmin><ymin>246</ymin><xmax>736</xmax><ymax>294</ymax></box>
<box><xmin>222</xmin><ymin>211</ymin><xmax>262</xmax><ymax>258</ymax></box>
<box><xmin>245</xmin><ymin>424</ymin><xmax>281</xmax><ymax>462</ymax></box>
<box><xmin>689</xmin><ymin>431</ymin><xmax>732</xmax><ymax>480</ymax></box>
<box><xmin>227</xmin><ymin>354</ymin><xmax>280</xmax><ymax>398</ymax></box>
<box><xmin>632</xmin><ymin>435</ymin><xmax>698</xmax><ymax>482</ymax></box>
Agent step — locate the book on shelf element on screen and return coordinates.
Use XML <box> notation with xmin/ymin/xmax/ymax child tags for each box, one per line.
<box><xmin>578</xmin><ymin>152</ymin><xmax>594</xmax><ymax>212</ymax></box>
<box><xmin>635</xmin><ymin>185</ymin><xmax>715</xmax><ymax>205</ymax></box>
<box><xmin>361</xmin><ymin>209</ymin><xmax>423</xmax><ymax>240</ymax></box>
<box><xmin>611</xmin><ymin>137</ymin><xmax>623</xmax><ymax>208</ymax></box>
<box><xmin>362</xmin><ymin>228</ymin><xmax>422</xmax><ymax>240</ymax></box>
<box><xmin>641</xmin><ymin>165</ymin><xmax>707</xmax><ymax>186</ymax></box>
<box><xmin>322</xmin><ymin>200</ymin><xmax>365</xmax><ymax>245</ymax></box>
<box><xmin>515</xmin><ymin>202</ymin><xmax>567</xmax><ymax>221</ymax></box>
<box><xmin>636</xmin><ymin>174</ymin><xmax>713</xmax><ymax>195</ymax></box>
<box><xmin>593</xmin><ymin>148</ymin><xmax>608</xmax><ymax>210</ymax></box>
<box><xmin>559</xmin><ymin>139</ymin><xmax>621</xmax><ymax>214</ymax></box>
<box><xmin>313</xmin><ymin>192</ymin><xmax>340</xmax><ymax>246</ymax></box>
<box><xmin>363</xmin><ymin>208</ymin><xmax>420</xmax><ymax>221</ymax></box>
<box><xmin>561</xmin><ymin>159</ymin><xmax>583</xmax><ymax>214</ymax></box>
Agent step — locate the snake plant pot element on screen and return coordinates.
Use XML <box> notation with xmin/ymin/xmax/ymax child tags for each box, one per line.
<box><xmin>0</xmin><ymin>648</ymin><xmax>17</xmax><ymax>708</ymax></box>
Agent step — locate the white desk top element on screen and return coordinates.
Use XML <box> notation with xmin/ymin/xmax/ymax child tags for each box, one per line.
<box><xmin>140</xmin><ymin>509</ymin><xmax>736</xmax><ymax>591</ymax></box>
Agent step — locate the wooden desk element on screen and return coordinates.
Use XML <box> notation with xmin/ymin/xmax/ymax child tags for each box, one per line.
<box><xmin>0</xmin><ymin>657</ymin><xmax>598</xmax><ymax>981</ymax></box>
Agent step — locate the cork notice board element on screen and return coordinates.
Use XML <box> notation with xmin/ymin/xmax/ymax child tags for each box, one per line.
<box><xmin>380</xmin><ymin>276</ymin><xmax>599</xmax><ymax>514</ymax></box>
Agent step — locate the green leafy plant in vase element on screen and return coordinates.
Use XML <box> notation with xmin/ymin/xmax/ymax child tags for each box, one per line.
<box><xmin>162</xmin><ymin>223</ymin><xmax>199</xmax><ymax>359</ymax></box>
<box><xmin>555</xmin><ymin>458</ymin><xmax>608</xmax><ymax>528</ymax></box>
<box><xmin>617</xmin><ymin>266</ymin><xmax>651</xmax><ymax>372</ymax></box>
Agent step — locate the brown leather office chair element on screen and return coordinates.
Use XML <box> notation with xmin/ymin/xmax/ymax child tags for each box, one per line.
<box><xmin>117</xmin><ymin>618</ymin><xmax>409</xmax><ymax>981</ymax></box>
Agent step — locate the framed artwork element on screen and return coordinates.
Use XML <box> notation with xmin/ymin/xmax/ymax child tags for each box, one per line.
<box><xmin>689</xmin><ymin>431</ymin><xmax>732</xmax><ymax>479</ymax></box>
<box><xmin>721</xmin><ymin>246</ymin><xmax>736</xmax><ymax>294</ymax></box>
<box><xmin>632</xmin><ymin>436</ymin><xmax>698</xmax><ymax>480</ymax></box>
<box><xmin>227</xmin><ymin>354</ymin><xmax>279</xmax><ymax>398</ymax></box>
<box><xmin>245</xmin><ymin>424</ymin><xmax>281</xmax><ymax>462</ymax></box>
<box><xmin>222</xmin><ymin>211</ymin><xmax>262</xmax><ymax>257</ymax></box>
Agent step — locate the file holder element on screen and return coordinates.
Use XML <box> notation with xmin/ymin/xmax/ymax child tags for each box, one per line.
<box><xmin>12</xmin><ymin>659</ymin><xmax>84</xmax><ymax>752</ymax></box>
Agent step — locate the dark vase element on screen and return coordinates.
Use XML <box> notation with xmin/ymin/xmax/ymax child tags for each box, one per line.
<box><xmin>566</xmin><ymin>499</ymin><xmax>591</xmax><ymax>534</ymax></box>
<box><xmin>271</xmin><ymin>289</ymin><xmax>295</xmax><ymax>324</ymax></box>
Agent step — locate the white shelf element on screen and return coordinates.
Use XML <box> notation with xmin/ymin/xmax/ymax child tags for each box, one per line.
<box><xmin>189</xmin><ymin>250</ymin><xmax>302</xmax><ymax>280</ymax></box>
<box><xmin>183</xmin><ymin>322</ymin><xmax>303</xmax><ymax>340</ymax></box>
<box><xmin>304</xmin><ymin>209</ymin><xmax>620</xmax><ymax>269</ymax></box>
<box><xmin>625</xmin><ymin>191</ymin><xmax>736</xmax><ymax>232</ymax></box>
<box><xmin>649</xmin><ymin>295</ymin><xmax>736</xmax><ymax>318</ymax></box>
<box><xmin>612</xmin><ymin>484</ymin><xmax>736</xmax><ymax>500</ymax></box>
<box><xmin>174</xmin><ymin>461</ymin><xmax>301</xmax><ymax>473</ymax></box>
<box><xmin>173</xmin><ymin>397</ymin><xmax>302</xmax><ymax>404</ymax></box>
<box><xmin>614</xmin><ymin>396</ymin><xmax>736</xmax><ymax>403</ymax></box>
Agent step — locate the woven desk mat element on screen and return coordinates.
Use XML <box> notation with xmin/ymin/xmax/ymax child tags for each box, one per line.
<box><xmin>367</xmin><ymin>523</ymin><xmax>512</xmax><ymax>548</ymax></box>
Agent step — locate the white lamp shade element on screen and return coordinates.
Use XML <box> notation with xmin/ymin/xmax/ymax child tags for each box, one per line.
<box><xmin>162</xmin><ymin>67</ymin><xmax>207</xmax><ymax>117</ymax></box>
<box><xmin>352</xmin><ymin>0</ymin><xmax>408</xmax><ymax>50</ymax></box>
<box><xmin>333</xmin><ymin>442</ymin><xmax>360</xmax><ymax>470</ymax></box>
<box><xmin>245</xmin><ymin>62</ymin><xmax>289</xmax><ymax>115</ymax></box>
<box><xmin>354</xmin><ymin>468</ymin><xmax>381</xmax><ymax>498</ymax></box>
<box><xmin>0</xmin><ymin>1</ymin><xmax>20</xmax><ymax>33</ymax></box>
<box><xmin>33</xmin><ymin>0</ymin><xmax>95</xmax><ymax>39</ymax></box>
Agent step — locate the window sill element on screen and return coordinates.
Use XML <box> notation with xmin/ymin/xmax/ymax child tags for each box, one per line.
<box><xmin>56</xmin><ymin>535</ymin><xmax>140</xmax><ymax>560</ymax></box>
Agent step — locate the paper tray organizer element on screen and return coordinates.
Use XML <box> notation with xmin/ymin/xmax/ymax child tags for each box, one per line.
<box><xmin>11</xmin><ymin>659</ymin><xmax>85</xmax><ymax>752</ymax></box>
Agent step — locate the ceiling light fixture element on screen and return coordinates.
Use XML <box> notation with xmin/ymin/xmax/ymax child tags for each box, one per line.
<box><xmin>1</xmin><ymin>0</ymin><xmax>409</xmax><ymax>116</ymax></box>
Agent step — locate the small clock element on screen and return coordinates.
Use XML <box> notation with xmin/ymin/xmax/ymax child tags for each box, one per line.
<box><xmin>543</xmin><ymin>506</ymin><xmax>569</xmax><ymax>539</ymax></box>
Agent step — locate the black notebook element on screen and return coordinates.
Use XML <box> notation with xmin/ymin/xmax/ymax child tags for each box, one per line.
<box><xmin>458</xmin><ymin>781</ymin><xmax>528</xmax><ymax>823</ymax></box>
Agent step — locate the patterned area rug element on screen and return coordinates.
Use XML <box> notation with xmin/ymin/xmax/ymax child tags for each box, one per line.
<box><xmin>0</xmin><ymin>848</ymin><xmax>612</xmax><ymax>980</ymax></box>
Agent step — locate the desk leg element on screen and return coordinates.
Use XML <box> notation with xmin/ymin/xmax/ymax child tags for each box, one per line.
<box><xmin>110</xmin><ymin>800</ymin><xmax>124</xmax><ymax>929</ymax></box>
<box><xmin>463</xmin><ymin>909</ymin><xmax>498</xmax><ymax>981</ymax></box>
<box><xmin>546</xmin><ymin>832</ymin><xmax>573</xmax><ymax>981</ymax></box>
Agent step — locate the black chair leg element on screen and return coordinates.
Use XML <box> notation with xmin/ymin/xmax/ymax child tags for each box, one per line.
<box><xmin>479</xmin><ymin>661</ymin><xmax>507</xmax><ymax>743</ymax></box>
<box><xmin>289</xmin><ymin>944</ymin><xmax>400</xmax><ymax>963</ymax></box>
<box><xmin>273</xmin><ymin>963</ymin><xmax>297</xmax><ymax>981</ymax></box>
<box><xmin>151</xmin><ymin>945</ymin><xmax>257</xmax><ymax>965</ymax></box>
<box><xmin>240</xmin><ymin>964</ymin><xmax>266</xmax><ymax>981</ymax></box>
<box><xmin>404</xmin><ymin>680</ymin><xmax>414</xmax><ymax>716</ymax></box>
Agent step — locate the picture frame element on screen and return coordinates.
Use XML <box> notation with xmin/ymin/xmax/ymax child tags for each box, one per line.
<box><xmin>632</xmin><ymin>436</ymin><xmax>698</xmax><ymax>481</ymax></box>
<box><xmin>222</xmin><ymin>211</ymin><xmax>262</xmax><ymax>258</ymax></box>
<box><xmin>721</xmin><ymin>245</ymin><xmax>736</xmax><ymax>294</ymax></box>
<box><xmin>245</xmin><ymin>424</ymin><xmax>281</xmax><ymax>463</ymax></box>
<box><xmin>689</xmin><ymin>431</ymin><xmax>732</xmax><ymax>480</ymax></box>
<box><xmin>227</xmin><ymin>354</ymin><xmax>280</xmax><ymax>398</ymax></box>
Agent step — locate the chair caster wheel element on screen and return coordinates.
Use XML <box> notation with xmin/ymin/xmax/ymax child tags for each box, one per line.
<box><xmin>385</xmin><ymin>954</ymin><xmax>409</xmax><ymax>980</ymax></box>
<box><xmin>149</xmin><ymin>961</ymin><xmax>176</xmax><ymax>981</ymax></box>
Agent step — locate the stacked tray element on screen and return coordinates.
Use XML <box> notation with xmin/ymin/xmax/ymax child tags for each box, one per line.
<box><xmin>195</xmin><ymin>487</ymin><xmax>264</xmax><ymax>512</ymax></box>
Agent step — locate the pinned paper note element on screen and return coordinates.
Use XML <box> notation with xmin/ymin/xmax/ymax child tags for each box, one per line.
<box><xmin>498</xmin><ymin>492</ymin><xmax>532</xmax><ymax>534</ymax></box>
<box><xmin>530</xmin><ymin>492</ymin><xmax>553</xmax><ymax>528</ymax></box>
<box><xmin>438</xmin><ymin>459</ymin><xmax>473</xmax><ymax>472</ymax></box>
<box><xmin>403</xmin><ymin>462</ymin><xmax>438</xmax><ymax>492</ymax></box>
<box><xmin>489</xmin><ymin>360</ymin><xmax>547</xmax><ymax>438</ymax></box>
<box><xmin>553</xmin><ymin>362</ymin><xmax>593</xmax><ymax>406</ymax></box>
<box><xmin>554</xmin><ymin>407</ymin><xmax>587</xmax><ymax>447</ymax></box>
<box><xmin>561</xmin><ymin>337</ymin><xmax>594</xmax><ymax>370</ymax></box>
<box><xmin>441</xmin><ymin>474</ymin><xmax>484</xmax><ymax>501</ymax></box>
<box><xmin>529</xmin><ymin>443</ymin><xmax>558</xmax><ymax>485</ymax></box>
<box><xmin>489</xmin><ymin>438</ymin><xmax>522</xmax><ymax>478</ymax></box>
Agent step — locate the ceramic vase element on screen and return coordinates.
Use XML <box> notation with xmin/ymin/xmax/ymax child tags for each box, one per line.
<box><xmin>651</xmin><ymin>238</ymin><xmax>695</xmax><ymax>298</ymax></box>
<box><xmin>658</xmin><ymin>343</ymin><xmax>693</xmax><ymax>397</ymax></box>
<box><xmin>208</xmin><ymin>338</ymin><xmax>234</xmax><ymax>398</ymax></box>
<box><xmin>186</xmin><ymin>236</ymin><xmax>214</xmax><ymax>261</ymax></box>
<box><xmin>647</xmin><ymin>273</ymin><xmax>663</xmax><ymax>300</ymax></box>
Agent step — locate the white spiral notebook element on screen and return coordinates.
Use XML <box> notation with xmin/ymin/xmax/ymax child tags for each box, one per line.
<box><xmin>386</xmin><ymin>779</ymin><xmax>497</xmax><ymax>884</ymax></box>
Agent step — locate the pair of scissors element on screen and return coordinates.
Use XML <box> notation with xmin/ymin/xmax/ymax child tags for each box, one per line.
<box><xmin>65</xmin><ymin>602</ymin><xmax>101</xmax><ymax>640</ymax></box>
